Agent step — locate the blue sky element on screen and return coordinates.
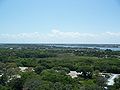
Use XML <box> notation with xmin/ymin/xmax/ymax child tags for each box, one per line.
<box><xmin>0</xmin><ymin>0</ymin><xmax>120</xmax><ymax>43</ymax></box>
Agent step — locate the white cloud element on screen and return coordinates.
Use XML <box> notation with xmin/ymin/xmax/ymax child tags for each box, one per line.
<box><xmin>105</xmin><ymin>32</ymin><xmax>120</xmax><ymax>36</ymax></box>
<box><xmin>0</xmin><ymin>30</ymin><xmax>120</xmax><ymax>44</ymax></box>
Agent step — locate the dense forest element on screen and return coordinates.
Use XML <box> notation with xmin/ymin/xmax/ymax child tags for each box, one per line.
<box><xmin>0</xmin><ymin>44</ymin><xmax>120</xmax><ymax>90</ymax></box>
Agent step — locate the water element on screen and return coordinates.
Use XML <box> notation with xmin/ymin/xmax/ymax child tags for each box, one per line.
<box><xmin>98</xmin><ymin>47</ymin><xmax>120</xmax><ymax>51</ymax></box>
<box><xmin>52</xmin><ymin>44</ymin><xmax>120</xmax><ymax>51</ymax></box>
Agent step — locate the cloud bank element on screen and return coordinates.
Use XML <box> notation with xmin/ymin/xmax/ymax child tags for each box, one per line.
<box><xmin>0</xmin><ymin>30</ymin><xmax>120</xmax><ymax>44</ymax></box>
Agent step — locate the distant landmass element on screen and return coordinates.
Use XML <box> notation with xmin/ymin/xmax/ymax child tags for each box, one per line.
<box><xmin>0</xmin><ymin>44</ymin><xmax>120</xmax><ymax>51</ymax></box>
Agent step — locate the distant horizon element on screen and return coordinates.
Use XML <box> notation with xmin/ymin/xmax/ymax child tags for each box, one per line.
<box><xmin>0</xmin><ymin>43</ymin><xmax>120</xmax><ymax>45</ymax></box>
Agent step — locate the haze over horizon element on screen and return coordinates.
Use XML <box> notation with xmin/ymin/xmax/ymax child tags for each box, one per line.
<box><xmin>0</xmin><ymin>0</ymin><xmax>120</xmax><ymax>44</ymax></box>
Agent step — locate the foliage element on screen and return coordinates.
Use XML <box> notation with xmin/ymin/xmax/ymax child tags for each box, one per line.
<box><xmin>0</xmin><ymin>46</ymin><xmax>120</xmax><ymax>90</ymax></box>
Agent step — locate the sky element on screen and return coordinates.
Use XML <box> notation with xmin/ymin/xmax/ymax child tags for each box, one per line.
<box><xmin>0</xmin><ymin>0</ymin><xmax>120</xmax><ymax>44</ymax></box>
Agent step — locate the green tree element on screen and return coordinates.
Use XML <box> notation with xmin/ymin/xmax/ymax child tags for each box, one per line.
<box><xmin>34</xmin><ymin>65</ymin><xmax>46</xmax><ymax>74</ymax></box>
